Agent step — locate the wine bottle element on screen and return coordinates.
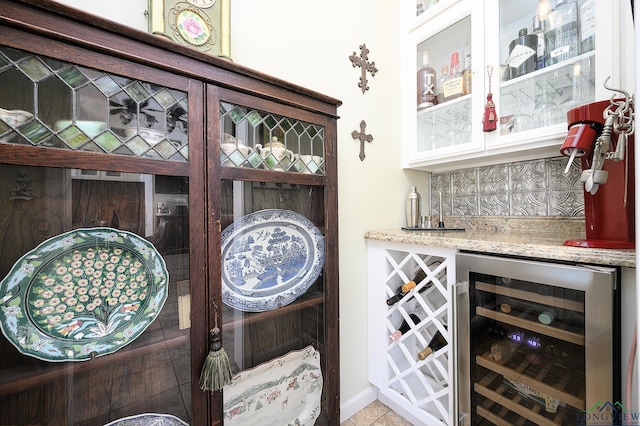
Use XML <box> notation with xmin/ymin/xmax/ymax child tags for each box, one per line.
<box><xmin>386</xmin><ymin>280</ymin><xmax>417</xmax><ymax>306</ymax></box>
<box><xmin>436</xmin><ymin>65</ymin><xmax>448</xmax><ymax>104</ymax></box>
<box><xmin>417</xmin><ymin>329</ymin><xmax>447</xmax><ymax>360</ymax></box>
<box><xmin>417</xmin><ymin>51</ymin><xmax>437</xmax><ymax>110</ymax></box>
<box><xmin>443</xmin><ymin>52</ymin><xmax>464</xmax><ymax>102</ymax></box>
<box><xmin>578</xmin><ymin>0</ymin><xmax>595</xmax><ymax>54</ymax></box>
<box><xmin>462</xmin><ymin>53</ymin><xmax>472</xmax><ymax>95</ymax></box>
<box><xmin>532</xmin><ymin>15</ymin><xmax>546</xmax><ymax>70</ymax></box>
<box><xmin>389</xmin><ymin>304</ymin><xmax>426</xmax><ymax>342</ymax></box>
<box><xmin>544</xmin><ymin>0</ymin><xmax>579</xmax><ymax>66</ymax></box>
<box><xmin>507</xmin><ymin>28</ymin><xmax>538</xmax><ymax>78</ymax></box>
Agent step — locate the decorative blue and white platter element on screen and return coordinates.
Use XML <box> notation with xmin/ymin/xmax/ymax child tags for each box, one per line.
<box><xmin>223</xmin><ymin>345</ymin><xmax>323</xmax><ymax>426</ymax></box>
<box><xmin>221</xmin><ymin>209</ymin><xmax>325</xmax><ymax>312</ymax></box>
<box><xmin>0</xmin><ymin>227</ymin><xmax>169</xmax><ymax>362</ymax></box>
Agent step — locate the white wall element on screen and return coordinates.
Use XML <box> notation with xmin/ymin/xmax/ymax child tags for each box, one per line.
<box><xmin>229</xmin><ymin>0</ymin><xmax>425</xmax><ymax>405</ymax></box>
<box><xmin>51</xmin><ymin>0</ymin><xmax>423</xmax><ymax>411</ymax></box>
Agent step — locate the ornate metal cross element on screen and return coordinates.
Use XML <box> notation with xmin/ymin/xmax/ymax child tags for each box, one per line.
<box><xmin>349</xmin><ymin>44</ymin><xmax>378</xmax><ymax>94</ymax></box>
<box><xmin>351</xmin><ymin>120</ymin><xmax>373</xmax><ymax>161</ymax></box>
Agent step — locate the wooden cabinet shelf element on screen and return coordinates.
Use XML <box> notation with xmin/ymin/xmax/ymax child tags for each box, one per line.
<box><xmin>222</xmin><ymin>290</ymin><xmax>324</xmax><ymax>331</ymax></box>
<box><xmin>0</xmin><ymin>331</ymin><xmax>189</xmax><ymax>398</ymax></box>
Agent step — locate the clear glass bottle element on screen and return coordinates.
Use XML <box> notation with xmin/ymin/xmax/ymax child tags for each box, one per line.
<box><xmin>417</xmin><ymin>52</ymin><xmax>437</xmax><ymax>110</ymax></box>
<box><xmin>532</xmin><ymin>15</ymin><xmax>546</xmax><ymax>70</ymax></box>
<box><xmin>544</xmin><ymin>0</ymin><xmax>579</xmax><ymax>66</ymax></box>
<box><xmin>436</xmin><ymin>65</ymin><xmax>448</xmax><ymax>104</ymax></box>
<box><xmin>462</xmin><ymin>53</ymin><xmax>472</xmax><ymax>95</ymax></box>
<box><xmin>578</xmin><ymin>0</ymin><xmax>595</xmax><ymax>54</ymax></box>
<box><xmin>443</xmin><ymin>51</ymin><xmax>464</xmax><ymax>102</ymax></box>
<box><xmin>507</xmin><ymin>28</ymin><xmax>538</xmax><ymax>78</ymax></box>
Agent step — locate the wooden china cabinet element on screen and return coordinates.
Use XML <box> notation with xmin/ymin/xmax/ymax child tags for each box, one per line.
<box><xmin>0</xmin><ymin>1</ymin><xmax>340</xmax><ymax>424</ymax></box>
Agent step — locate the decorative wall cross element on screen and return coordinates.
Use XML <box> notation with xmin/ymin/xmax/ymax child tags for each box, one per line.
<box><xmin>349</xmin><ymin>44</ymin><xmax>378</xmax><ymax>94</ymax></box>
<box><xmin>351</xmin><ymin>120</ymin><xmax>373</xmax><ymax>161</ymax></box>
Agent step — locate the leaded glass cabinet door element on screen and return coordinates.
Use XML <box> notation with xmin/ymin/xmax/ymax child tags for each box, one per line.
<box><xmin>210</xmin><ymin>87</ymin><xmax>339</xmax><ymax>424</ymax></box>
<box><xmin>0</xmin><ymin>41</ymin><xmax>207</xmax><ymax>424</ymax></box>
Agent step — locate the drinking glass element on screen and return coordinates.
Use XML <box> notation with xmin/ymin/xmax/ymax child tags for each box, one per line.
<box><xmin>422</xmin><ymin>113</ymin><xmax>440</xmax><ymax>151</ymax></box>
<box><xmin>442</xmin><ymin>111</ymin><xmax>460</xmax><ymax>147</ymax></box>
<box><xmin>534</xmin><ymin>86</ymin><xmax>562</xmax><ymax>127</ymax></box>
<box><xmin>507</xmin><ymin>90</ymin><xmax>535</xmax><ymax>133</ymax></box>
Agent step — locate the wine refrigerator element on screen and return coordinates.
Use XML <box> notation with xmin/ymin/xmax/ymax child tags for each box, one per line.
<box><xmin>455</xmin><ymin>252</ymin><xmax>620</xmax><ymax>426</ymax></box>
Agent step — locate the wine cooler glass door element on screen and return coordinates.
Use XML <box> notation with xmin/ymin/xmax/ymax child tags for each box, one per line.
<box><xmin>455</xmin><ymin>252</ymin><xmax>618</xmax><ymax>426</ymax></box>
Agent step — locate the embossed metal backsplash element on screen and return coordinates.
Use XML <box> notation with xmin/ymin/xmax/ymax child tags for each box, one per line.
<box><xmin>430</xmin><ymin>157</ymin><xmax>584</xmax><ymax>216</ymax></box>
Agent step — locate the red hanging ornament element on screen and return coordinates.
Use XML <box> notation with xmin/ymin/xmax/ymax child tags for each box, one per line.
<box><xmin>483</xmin><ymin>66</ymin><xmax>497</xmax><ymax>132</ymax></box>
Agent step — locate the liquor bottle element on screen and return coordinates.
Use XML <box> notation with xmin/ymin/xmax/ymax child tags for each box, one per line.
<box><xmin>417</xmin><ymin>52</ymin><xmax>437</xmax><ymax>110</ymax></box>
<box><xmin>417</xmin><ymin>329</ymin><xmax>447</xmax><ymax>360</ymax></box>
<box><xmin>443</xmin><ymin>52</ymin><xmax>464</xmax><ymax>102</ymax></box>
<box><xmin>532</xmin><ymin>15</ymin><xmax>546</xmax><ymax>70</ymax></box>
<box><xmin>406</xmin><ymin>186</ymin><xmax>422</xmax><ymax>228</ymax></box>
<box><xmin>578</xmin><ymin>0</ymin><xmax>595</xmax><ymax>54</ymax></box>
<box><xmin>507</xmin><ymin>28</ymin><xmax>538</xmax><ymax>78</ymax></box>
<box><xmin>436</xmin><ymin>65</ymin><xmax>448</xmax><ymax>104</ymax></box>
<box><xmin>386</xmin><ymin>280</ymin><xmax>417</xmax><ymax>306</ymax></box>
<box><xmin>462</xmin><ymin>53</ymin><xmax>472</xmax><ymax>95</ymax></box>
<box><xmin>544</xmin><ymin>0</ymin><xmax>579</xmax><ymax>66</ymax></box>
<box><xmin>389</xmin><ymin>304</ymin><xmax>427</xmax><ymax>342</ymax></box>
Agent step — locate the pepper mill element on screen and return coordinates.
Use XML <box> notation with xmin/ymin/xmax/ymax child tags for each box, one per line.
<box><xmin>406</xmin><ymin>186</ymin><xmax>422</xmax><ymax>228</ymax></box>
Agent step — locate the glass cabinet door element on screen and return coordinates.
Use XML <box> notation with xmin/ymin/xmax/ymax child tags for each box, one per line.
<box><xmin>0</xmin><ymin>46</ymin><xmax>197</xmax><ymax>425</ymax></box>
<box><xmin>219</xmin><ymin>101</ymin><xmax>325</xmax><ymax>175</ymax></box>
<box><xmin>405</xmin><ymin>0</ymin><xmax>485</xmax><ymax>165</ymax></box>
<box><xmin>218</xmin><ymin>100</ymin><xmax>329</xmax><ymax>424</ymax></box>
<box><xmin>496</xmin><ymin>0</ymin><xmax>596</xmax><ymax>139</ymax></box>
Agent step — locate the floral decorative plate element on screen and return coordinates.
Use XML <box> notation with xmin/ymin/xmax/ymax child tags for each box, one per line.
<box><xmin>221</xmin><ymin>209</ymin><xmax>325</xmax><ymax>312</ymax></box>
<box><xmin>104</xmin><ymin>413</ymin><xmax>189</xmax><ymax>426</ymax></box>
<box><xmin>223</xmin><ymin>345</ymin><xmax>323</xmax><ymax>426</ymax></box>
<box><xmin>0</xmin><ymin>228</ymin><xmax>169</xmax><ymax>362</ymax></box>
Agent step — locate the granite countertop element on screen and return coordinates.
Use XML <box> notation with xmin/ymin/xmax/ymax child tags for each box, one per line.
<box><xmin>364</xmin><ymin>216</ymin><xmax>636</xmax><ymax>268</ymax></box>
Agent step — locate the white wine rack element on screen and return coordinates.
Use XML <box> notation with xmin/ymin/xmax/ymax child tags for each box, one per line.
<box><xmin>367</xmin><ymin>240</ymin><xmax>457</xmax><ymax>425</ymax></box>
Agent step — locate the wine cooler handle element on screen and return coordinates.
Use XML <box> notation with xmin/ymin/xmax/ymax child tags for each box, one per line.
<box><xmin>452</xmin><ymin>280</ymin><xmax>470</xmax><ymax>426</ymax></box>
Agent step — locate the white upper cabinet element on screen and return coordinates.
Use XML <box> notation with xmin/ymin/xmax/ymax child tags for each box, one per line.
<box><xmin>403</xmin><ymin>0</ymin><xmax>620</xmax><ymax>172</ymax></box>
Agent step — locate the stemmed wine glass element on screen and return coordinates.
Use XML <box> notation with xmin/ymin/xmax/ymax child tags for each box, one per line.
<box><xmin>422</xmin><ymin>112</ymin><xmax>440</xmax><ymax>151</ymax></box>
<box><xmin>442</xmin><ymin>110</ymin><xmax>460</xmax><ymax>148</ymax></box>
<box><xmin>507</xmin><ymin>89</ymin><xmax>535</xmax><ymax>133</ymax></box>
<box><xmin>534</xmin><ymin>84</ymin><xmax>562</xmax><ymax>127</ymax></box>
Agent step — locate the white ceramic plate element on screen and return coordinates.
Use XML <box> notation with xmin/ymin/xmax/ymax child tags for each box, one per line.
<box><xmin>221</xmin><ymin>209</ymin><xmax>325</xmax><ymax>312</ymax></box>
<box><xmin>103</xmin><ymin>413</ymin><xmax>188</xmax><ymax>426</ymax></box>
<box><xmin>223</xmin><ymin>345</ymin><xmax>323</xmax><ymax>425</ymax></box>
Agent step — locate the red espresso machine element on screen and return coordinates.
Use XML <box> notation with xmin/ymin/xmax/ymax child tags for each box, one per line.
<box><xmin>560</xmin><ymin>93</ymin><xmax>635</xmax><ymax>248</ymax></box>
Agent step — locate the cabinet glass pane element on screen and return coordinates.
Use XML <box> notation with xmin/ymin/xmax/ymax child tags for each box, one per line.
<box><xmin>220</xmin><ymin>102</ymin><xmax>325</xmax><ymax>174</ymax></box>
<box><xmin>416</xmin><ymin>16</ymin><xmax>472</xmax><ymax>153</ymax></box>
<box><xmin>0</xmin><ymin>47</ymin><xmax>189</xmax><ymax>162</ymax></box>
<box><xmin>0</xmin><ymin>165</ymin><xmax>192</xmax><ymax>424</ymax></box>
<box><xmin>498</xmin><ymin>0</ymin><xmax>596</xmax><ymax>135</ymax></box>
<box><xmin>220</xmin><ymin>180</ymin><xmax>328</xmax><ymax>423</ymax></box>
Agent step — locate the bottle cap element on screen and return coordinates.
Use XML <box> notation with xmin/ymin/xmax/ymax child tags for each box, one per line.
<box><xmin>538</xmin><ymin>310</ymin><xmax>555</xmax><ymax>325</ymax></box>
<box><xmin>451</xmin><ymin>51</ymin><xmax>459</xmax><ymax>63</ymax></box>
<box><xmin>518</xmin><ymin>28</ymin><xmax>528</xmax><ymax>36</ymax></box>
<box><xmin>500</xmin><ymin>303</ymin><xmax>512</xmax><ymax>313</ymax></box>
<box><xmin>422</xmin><ymin>52</ymin><xmax>429</xmax><ymax>66</ymax></box>
<box><xmin>532</xmin><ymin>15</ymin><xmax>542</xmax><ymax>31</ymax></box>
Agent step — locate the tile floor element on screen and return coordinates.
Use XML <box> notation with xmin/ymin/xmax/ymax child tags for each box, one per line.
<box><xmin>340</xmin><ymin>400</ymin><xmax>413</xmax><ymax>426</ymax></box>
